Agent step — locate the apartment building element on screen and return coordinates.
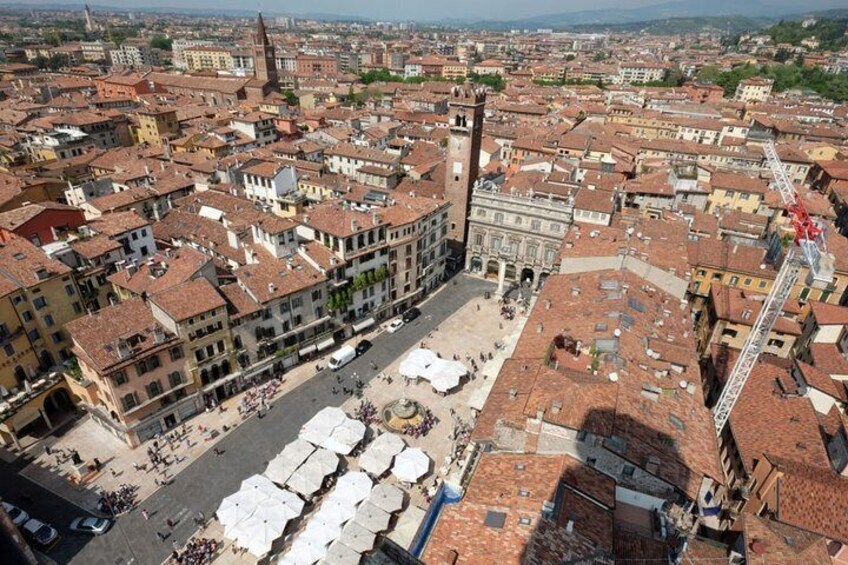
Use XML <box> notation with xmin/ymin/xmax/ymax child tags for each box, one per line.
<box><xmin>297</xmin><ymin>201</ymin><xmax>390</xmax><ymax>324</ymax></box>
<box><xmin>110</xmin><ymin>41</ymin><xmax>160</xmax><ymax>68</ymax></box>
<box><xmin>734</xmin><ymin>77</ymin><xmax>774</xmax><ymax>103</ymax></box>
<box><xmin>66</xmin><ymin>298</ymin><xmax>199</xmax><ymax>447</ymax></box>
<box><xmin>184</xmin><ymin>46</ymin><xmax>233</xmax><ymax>71</ymax></box>
<box><xmin>240</xmin><ymin>161</ymin><xmax>303</xmax><ymax>217</ymax></box>
<box><xmin>324</xmin><ymin>143</ymin><xmax>399</xmax><ymax>178</ymax></box>
<box><xmin>149</xmin><ymin>279</ymin><xmax>235</xmax><ymax>408</ymax></box>
<box><xmin>229</xmin><ymin>113</ymin><xmax>278</xmax><ymax>146</ymax></box>
<box><xmin>135</xmin><ymin>108</ymin><xmax>180</xmax><ymax>146</ymax></box>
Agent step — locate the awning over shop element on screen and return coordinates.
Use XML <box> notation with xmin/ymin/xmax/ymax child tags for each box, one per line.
<box><xmin>298</xmin><ymin>344</ymin><xmax>317</xmax><ymax>357</ymax></box>
<box><xmin>316</xmin><ymin>337</ymin><xmax>336</xmax><ymax>352</ymax></box>
<box><xmin>352</xmin><ymin>317</ymin><xmax>375</xmax><ymax>333</ymax></box>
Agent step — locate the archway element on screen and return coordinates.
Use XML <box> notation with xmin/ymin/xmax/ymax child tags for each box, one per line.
<box><xmin>520</xmin><ymin>268</ymin><xmax>535</xmax><ymax>285</ymax></box>
<box><xmin>469</xmin><ymin>257</ymin><xmax>482</xmax><ymax>273</ymax></box>
<box><xmin>537</xmin><ymin>271</ymin><xmax>550</xmax><ymax>291</ymax></box>
<box><xmin>221</xmin><ymin>360</ymin><xmax>231</xmax><ymax>376</ymax></box>
<box><xmin>43</xmin><ymin>388</ymin><xmax>73</xmax><ymax>419</ymax></box>
<box><xmin>485</xmin><ymin>260</ymin><xmax>500</xmax><ymax>280</ymax></box>
<box><xmin>210</xmin><ymin>364</ymin><xmax>221</xmax><ymax>382</ymax></box>
<box><xmin>200</xmin><ymin>368</ymin><xmax>209</xmax><ymax>386</ymax></box>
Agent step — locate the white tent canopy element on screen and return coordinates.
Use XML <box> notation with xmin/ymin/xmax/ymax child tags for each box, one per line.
<box><xmin>307</xmin><ymin>447</ymin><xmax>341</xmax><ymax>476</ymax></box>
<box><xmin>398</xmin><ymin>348</ymin><xmax>466</xmax><ymax>392</ymax></box>
<box><xmin>280</xmin><ymin>536</ymin><xmax>327</xmax><ymax>564</ymax></box>
<box><xmin>392</xmin><ymin>447</ymin><xmax>431</xmax><ymax>483</ymax></box>
<box><xmin>300</xmin><ymin>407</ymin><xmax>347</xmax><ymax>446</ymax></box>
<box><xmin>324</xmin><ymin>540</ymin><xmax>362</xmax><ymax>565</ymax></box>
<box><xmin>339</xmin><ymin>520</ymin><xmax>376</xmax><ymax>553</ymax></box>
<box><xmin>265</xmin><ymin>438</ymin><xmax>316</xmax><ymax>484</ymax></box>
<box><xmin>321</xmin><ymin>418</ymin><xmax>366</xmax><ymax>455</ymax></box>
<box><xmin>229</xmin><ymin>514</ymin><xmax>284</xmax><ymax>557</ymax></box>
<box><xmin>330</xmin><ymin>472</ymin><xmax>373</xmax><ymax>506</ymax></box>
<box><xmin>359</xmin><ymin>433</ymin><xmax>405</xmax><ymax>477</ymax></box>
<box><xmin>353</xmin><ymin>501</ymin><xmax>392</xmax><ymax>533</ymax></box>
<box><xmin>218</xmin><ymin>488</ymin><xmax>265</xmax><ymax>529</ymax></box>
<box><xmin>301</xmin><ymin>519</ymin><xmax>342</xmax><ymax>547</ymax></box>
<box><xmin>286</xmin><ymin>463</ymin><xmax>325</xmax><ymax>498</ymax></box>
<box><xmin>367</xmin><ymin>483</ymin><xmax>404</xmax><ymax>514</ymax></box>
<box><xmin>314</xmin><ymin>497</ymin><xmax>357</xmax><ymax>527</ymax></box>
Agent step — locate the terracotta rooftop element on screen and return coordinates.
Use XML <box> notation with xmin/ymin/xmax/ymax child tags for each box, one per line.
<box><xmin>0</xmin><ymin>236</ymin><xmax>72</xmax><ymax>289</ymax></box>
<box><xmin>150</xmin><ymin>277</ymin><xmax>226</xmax><ymax>322</ymax></box>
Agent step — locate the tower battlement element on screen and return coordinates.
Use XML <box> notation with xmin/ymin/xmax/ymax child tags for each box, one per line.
<box><xmin>450</xmin><ymin>85</ymin><xmax>487</xmax><ymax>105</ymax></box>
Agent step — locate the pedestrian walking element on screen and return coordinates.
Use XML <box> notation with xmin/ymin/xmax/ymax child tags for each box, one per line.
<box><xmin>154</xmin><ymin>478</ymin><xmax>161</xmax><ymax>487</ymax></box>
<box><xmin>166</xmin><ymin>518</ymin><xmax>174</xmax><ymax>528</ymax></box>
<box><xmin>109</xmin><ymin>468</ymin><xmax>117</xmax><ymax>477</ymax></box>
<box><xmin>213</xmin><ymin>448</ymin><xmax>223</xmax><ymax>456</ymax></box>
<box><xmin>156</xmin><ymin>531</ymin><xmax>166</xmax><ymax>542</ymax></box>
<box><xmin>184</xmin><ymin>439</ymin><xmax>190</xmax><ymax>450</ymax></box>
<box><xmin>172</xmin><ymin>540</ymin><xmax>180</xmax><ymax>552</ymax></box>
<box><xmin>141</xmin><ymin>509</ymin><xmax>149</xmax><ymax>520</ymax></box>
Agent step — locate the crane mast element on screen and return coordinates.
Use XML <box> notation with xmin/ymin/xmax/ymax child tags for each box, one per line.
<box><xmin>711</xmin><ymin>140</ymin><xmax>835</xmax><ymax>435</ymax></box>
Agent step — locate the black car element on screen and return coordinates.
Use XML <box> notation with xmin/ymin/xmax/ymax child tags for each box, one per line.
<box><xmin>402</xmin><ymin>307</ymin><xmax>421</xmax><ymax>323</ymax></box>
<box><xmin>355</xmin><ymin>340</ymin><xmax>372</xmax><ymax>356</ymax></box>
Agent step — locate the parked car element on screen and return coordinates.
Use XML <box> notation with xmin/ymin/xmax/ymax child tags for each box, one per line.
<box><xmin>328</xmin><ymin>345</ymin><xmax>357</xmax><ymax>371</ymax></box>
<box><xmin>22</xmin><ymin>518</ymin><xmax>59</xmax><ymax>547</ymax></box>
<box><xmin>387</xmin><ymin>319</ymin><xmax>404</xmax><ymax>333</ymax></box>
<box><xmin>402</xmin><ymin>307</ymin><xmax>421</xmax><ymax>323</ymax></box>
<box><xmin>69</xmin><ymin>517</ymin><xmax>111</xmax><ymax>535</ymax></box>
<box><xmin>355</xmin><ymin>340</ymin><xmax>372</xmax><ymax>356</ymax></box>
<box><xmin>1</xmin><ymin>502</ymin><xmax>29</xmax><ymax>527</ymax></box>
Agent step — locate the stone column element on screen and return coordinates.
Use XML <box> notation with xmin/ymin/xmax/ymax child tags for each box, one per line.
<box><xmin>496</xmin><ymin>260</ymin><xmax>507</xmax><ymax>295</ymax></box>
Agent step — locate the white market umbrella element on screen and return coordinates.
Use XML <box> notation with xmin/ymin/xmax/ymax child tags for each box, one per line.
<box><xmin>367</xmin><ymin>483</ymin><xmax>404</xmax><ymax>514</ymax></box>
<box><xmin>359</xmin><ymin>433</ymin><xmax>405</xmax><ymax>477</ymax></box>
<box><xmin>300</xmin><ymin>407</ymin><xmax>347</xmax><ymax>446</ymax></box>
<box><xmin>430</xmin><ymin>371</ymin><xmax>461</xmax><ymax>393</ymax></box>
<box><xmin>286</xmin><ymin>464</ymin><xmax>325</xmax><ymax>497</ymax></box>
<box><xmin>308</xmin><ymin>447</ymin><xmax>341</xmax><ymax>476</ymax></box>
<box><xmin>330</xmin><ymin>472</ymin><xmax>373</xmax><ymax>506</ymax></box>
<box><xmin>281</xmin><ymin>438</ymin><xmax>317</xmax><ymax>465</ymax></box>
<box><xmin>301</xmin><ymin>519</ymin><xmax>342</xmax><ymax>546</ymax></box>
<box><xmin>274</xmin><ymin>488</ymin><xmax>306</xmax><ymax>520</ymax></box>
<box><xmin>218</xmin><ymin>488</ymin><xmax>264</xmax><ymax>528</ymax></box>
<box><xmin>241</xmin><ymin>474</ymin><xmax>283</xmax><ymax>497</ymax></box>
<box><xmin>392</xmin><ymin>447</ymin><xmax>431</xmax><ymax>483</ymax></box>
<box><xmin>266</xmin><ymin>439</ymin><xmax>316</xmax><ymax>484</ymax></box>
<box><xmin>353</xmin><ymin>501</ymin><xmax>391</xmax><ymax>533</ymax></box>
<box><xmin>339</xmin><ymin>520</ymin><xmax>376</xmax><ymax>553</ymax></box>
<box><xmin>322</xmin><ymin>418</ymin><xmax>367</xmax><ymax>455</ymax></box>
<box><xmin>398</xmin><ymin>348</ymin><xmax>438</xmax><ymax>378</ymax></box>
<box><xmin>315</xmin><ymin>497</ymin><xmax>357</xmax><ymax>527</ymax></box>
<box><xmin>249</xmin><ymin>498</ymin><xmax>293</xmax><ymax>528</ymax></box>
<box><xmin>324</xmin><ymin>540</ymin><xmax>362</xmax><ymax>565</ymax></box>
<box><xmin>230</xmin><ymin>515</ymin><xmax>282</xmax><ymax>557</ymax></box>
<box><xmin>264</xmin><ymin>453</ymin><xmax>301</xmax><ymax>486</ymax></box>
<box><xmin>285</xmin><ymin>536</ymin><xmax>328</xmax><ymax>564</ymax></box>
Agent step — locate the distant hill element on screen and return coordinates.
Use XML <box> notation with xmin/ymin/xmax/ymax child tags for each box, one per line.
<box><xmin>763</xmin><ymin>16</ymin><xmax>848</xmax><ymax>50</ymax></box>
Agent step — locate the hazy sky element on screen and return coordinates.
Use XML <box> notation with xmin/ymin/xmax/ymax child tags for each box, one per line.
<box><xmin>19</xmin><ymin>0</ymin><xmax>848</xmax><ymax>21</ymax></box>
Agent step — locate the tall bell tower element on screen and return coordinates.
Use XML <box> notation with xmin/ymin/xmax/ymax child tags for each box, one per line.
<box><xmin>253</xmin><ymin>12</ymin><xmax>278</xmax><ymax>86</ymax></box>
<box><xmin>444</xmin><ymin>84</ymin><xmax>486</xmax><ymax>255</ymax></box>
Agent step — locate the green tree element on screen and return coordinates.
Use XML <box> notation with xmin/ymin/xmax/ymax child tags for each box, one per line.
<box><xmin>592</xmin><ymin>51</ymin><xmax>607</xmax><ymax>62</ymax></box>
<box><xmin>281</xmin><ymin>90</ymin><xmax>299</xmax><ymax>106</ymax></box>
<box><xmin>695</xmin><ymin>65</ymin><xmax>721</xmax><ymax>83</ymax></box>
<box><xmin>468</xmin><ymin>72</ymin><xmax>505</xmax><ymax>92</ymax></box>
<box><xmin>150</xmin><ymin>36</ymin><xmax>173</xmax><ymax>50</ymax></box>
<box><xmin>773</xmin><ymin>47</ymin><xmax>792</xmax><ymax>63</ymax></box>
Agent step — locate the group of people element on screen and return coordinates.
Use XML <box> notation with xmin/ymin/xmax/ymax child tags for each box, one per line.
<box><xmin>332</xmin><ymin>372</ymin><xmax>367</xmax><ymax>397</ymax></box>
<box><xmin>237</xmin><ymin>379</ymin><xmax>280</xmax><ymax>418</ymax></box>
<box><xmin>402</xmin><ymin>406</ymin><xmax>437</xmax><ymax>438</ymax></box>
<box><xmin>354</xmin><ymin>399</ymin><xmax>380</xmax><ymax>425</ymax></box>
<box><xmin>170</xmin><ymin>537</ymin><xmax>218</xmax><ymax>565</ymax></box>
<box><xmin>98</xmin><ymin>483</ymin><xmax>138</xmax><ymax>515</ymax></box>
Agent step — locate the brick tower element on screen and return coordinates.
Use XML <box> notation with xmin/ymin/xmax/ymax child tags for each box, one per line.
<box><xmin>253</xmin><ymin>12</ymin><xmax>278</xmax><ymax>86</ymax></box>
<box><xmin>444</xmin><ymin>84</ymin><xmax>486</xmax><ymax>255</ymax></box>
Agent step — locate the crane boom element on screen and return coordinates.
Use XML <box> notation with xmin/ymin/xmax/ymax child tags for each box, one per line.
<box><xmin>712</xmin><ymin>140</ymin><xmax>834</xmax><ymax>435</ymax></box>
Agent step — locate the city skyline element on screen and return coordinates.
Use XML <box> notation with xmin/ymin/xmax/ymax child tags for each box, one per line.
<box><xmin>12</xmin><ymin>0</ymin><xmax>848</xmax><ymax>22</ymax></box>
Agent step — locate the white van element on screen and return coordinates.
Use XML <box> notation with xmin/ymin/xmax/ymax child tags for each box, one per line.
<box><xmin>328</xmin><ymin>345</ymin><xmax>356</xmax><ymax>371</ymax></box>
